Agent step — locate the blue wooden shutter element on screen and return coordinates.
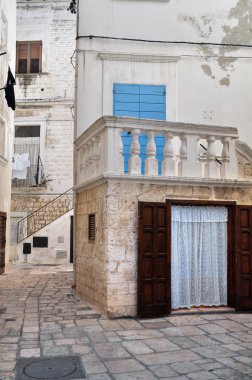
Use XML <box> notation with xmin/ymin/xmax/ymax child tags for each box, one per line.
<box><xmin>113</xmin><ymin>84</ymin><xmax>166</xmax><ymax>174</ymax></box>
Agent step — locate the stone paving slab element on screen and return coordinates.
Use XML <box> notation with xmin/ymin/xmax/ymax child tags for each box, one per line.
<box><xmin>0</xmin><ymin>264</ymin><xmax>252</xmax><ymax>380</ymax></box>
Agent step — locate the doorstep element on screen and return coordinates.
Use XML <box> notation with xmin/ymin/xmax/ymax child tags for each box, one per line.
<box><xmin>171</xmin><ymin>306</ymin><xmax>236</xmax><ymax>316</ymax></box>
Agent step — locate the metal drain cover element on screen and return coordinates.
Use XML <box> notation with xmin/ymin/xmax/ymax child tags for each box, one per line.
<box><xmin>16</xmin><ymin>356</ymin><xmax>86</xmax><ymax>380</ymax></box>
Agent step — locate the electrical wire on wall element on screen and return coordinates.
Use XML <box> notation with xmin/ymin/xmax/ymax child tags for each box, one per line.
<box><xmin>76</xmin><ymin>35</ymin><xmax>252</xmax><ymax>50</ymax></box>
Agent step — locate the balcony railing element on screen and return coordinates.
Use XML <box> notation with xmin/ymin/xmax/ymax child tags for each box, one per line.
<box><xmin>12</xmin><ymin>165</ymin><xmax>45</xmax><ymax>188</ymax></box>
<box><xmin>75</xmin><ymin>116</ymin><xmax>239</xmax><ymax>186</ymax></box>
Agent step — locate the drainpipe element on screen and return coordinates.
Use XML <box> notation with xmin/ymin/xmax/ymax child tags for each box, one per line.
<box><xmin>72</xmin><ymin>0</ymin><xmax>80</xmax><ymax>287</ymax></box>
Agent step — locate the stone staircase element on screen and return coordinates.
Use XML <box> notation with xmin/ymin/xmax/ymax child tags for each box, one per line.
<box><xmin>17</xmin><ymin>189</ymin><xmax>73</xmax><ymax>242</ymax></box>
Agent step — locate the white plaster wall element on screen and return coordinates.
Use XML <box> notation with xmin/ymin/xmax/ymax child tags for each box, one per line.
<box><xmin>16</xmin><ymin>0</ymin><xmax>76</xmax><ymax>100</ymax></box>
<box><xmin>79</xmin><ymin>0</ymin><xmax>237</xmax><ymax>42</ymax></box>
<box><xmin>76</xmin><ymin>0</ymin><xmax>252</xmax><ymax>149</ymax></box>
<box><xmin>17</xmin><ymin>210</ymin><xmax>73</xmax><ymax>264</ymax></box>
<box><xmin>15</xmin><ymin>0</ymin><xmax>76</xmax><ymax>193</ymax></box>
<box><xmin>0</xmin><ymin>0</ymin><xmax>16</xmax><ymax>264</ymax></box>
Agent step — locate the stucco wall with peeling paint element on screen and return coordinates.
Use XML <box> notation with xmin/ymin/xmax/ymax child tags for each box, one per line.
<box><xmin>76</xmin><ymin>0</ymin><xmax>252</xmax><ymax>149</ymax></box>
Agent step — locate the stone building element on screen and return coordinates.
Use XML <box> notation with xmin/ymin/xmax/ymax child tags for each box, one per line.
<box><xmin>11</xmin><ymin>0</ymin><xmax>76</xmax><ymax>264</ymax></box>
<box><xmin>0</xmin><ymin>0</ymin><xmax>16</xmax><ymax>273</ymax></box>
<box><xmin>74</xmin><ymin>0</ymin><xmax>252</xmax><ymax>317</ymax></box>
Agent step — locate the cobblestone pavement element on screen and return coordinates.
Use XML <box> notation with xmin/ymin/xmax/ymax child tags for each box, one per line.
<box><xmin>1</xmin><ymin>265</ymin><xmax>252</xmax><ymax>380</ymax></box>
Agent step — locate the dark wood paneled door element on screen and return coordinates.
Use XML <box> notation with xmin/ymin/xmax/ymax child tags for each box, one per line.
<box><xmin>0</xmin><ymin>213</ymin><xmax>6</xmax><ymax>275</ymax></box>
<box><xmin>138</xmin><ymin>202</ymin><xmax>171</xmax><ymax>318</ymax></box>
<box><xmin>236</xmin><ymin>206</ymin><xmax>252</xmax><ymax>311</ymax></box>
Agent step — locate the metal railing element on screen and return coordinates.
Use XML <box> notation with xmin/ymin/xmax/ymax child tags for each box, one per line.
<box><xmin>12</xmin><ymin>165</ymin><xmax>45</xmax><ymax>188</ymax></box>
<box><xmin>17</xmin><ymin>188</ymin><xmax>73</xmax><ymax>242</ymax></box>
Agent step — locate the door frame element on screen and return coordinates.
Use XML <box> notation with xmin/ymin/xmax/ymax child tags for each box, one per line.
<box><xmin>166</xmin><ymin>199</ymin><xmax>236</xmax><ymax>308</ymax></box>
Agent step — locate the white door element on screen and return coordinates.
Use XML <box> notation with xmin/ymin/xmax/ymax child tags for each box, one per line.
<box><xmin>171</xmin><ymin>206</ymin><xmax>228</xmax><ymax>309</ymax></box>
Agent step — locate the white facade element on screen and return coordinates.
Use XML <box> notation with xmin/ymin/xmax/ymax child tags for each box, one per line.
<box><xmin>11</xmin><ymin>0</ymin><xmax>76</xmax><ymax>264</ymax></box>
<box><xmin>0</xmin><ymin>0</ymin><xmax>16</xmax><ymax>264</ymax></box>
<box><xmin>76</xmin><ymin>0</ymin><xmax>252</xmax><ymax>148</ymax></box>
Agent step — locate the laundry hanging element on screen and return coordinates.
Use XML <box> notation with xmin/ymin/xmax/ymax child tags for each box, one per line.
<box><xmin>12</xmin><ymin>153</ymin><xmax>30</xmax><ymax>179</ymax></box>
<box><xmin>3</xmin><ymin>67</ymin><xmax>16</xmax><ymax>110</ymax></box>
<box><xmin>171</xmin><ymin>205</ymin><xmax>228</xmax><ymax>309</ymax></box>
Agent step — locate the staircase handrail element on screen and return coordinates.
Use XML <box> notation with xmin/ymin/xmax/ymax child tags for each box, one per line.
<box><xmin>17</xmin><ymin>188</ymin><xmax>73</xmax><ymax>243</ymax></box>
<box><xmin>17</xmin><ymin>188</ymin><xmax>73</xmax><ymax>223</ymax></box>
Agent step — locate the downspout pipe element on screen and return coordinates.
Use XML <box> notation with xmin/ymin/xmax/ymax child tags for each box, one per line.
<box><xmin>72</xmin><ymin>0</ymin><xmax>81</xmax><ymax>287</ymax></box>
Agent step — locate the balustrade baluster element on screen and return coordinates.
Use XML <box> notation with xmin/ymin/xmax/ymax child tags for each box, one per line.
<box><xmin>80</xmin><ymin>144</ymin><xmax>88</xmax><ymax>180</ymax></box>
<box><xmin>86</xmin><ymin>141</ymin><xmax>93</xmax><ymax>177</ymax></box>
<box><xmin>205</xmin><ymin>136</ymin><xmax>219</xmax><ymax>178</ymax></box>
<box><xmin>145</xmin><ymin>130</ymin><xmax>158</xmax><ymax>176</ymax></box>
<box><xmin>162</xmin><ymin>132</ymin><xmax>175</xmax><ymax>176</ymax></box>
<box><xmin>220</xmin><ymin>137</ymin><xmax>229</xmax><ymax>179</ymax></box>
<box><xmin>79</xmin><ymin>146</ymin><xmax>85</xmax><ymax>180</ymax></box>
<box><xmin>92</xmin><ymin>136</ymin><xmax>101</xmax><ymax>161</ymax></box>
<box><xmin>220</xmin><ymin>137</ymin><xmax>238</xmax><ymax>179</ymax></box>
<box><xmin>128</xmin><ymin>129</ymin><xmax>141</xmax><ymax>175</ymax></box>
<box><xmin>178</xmin><ymin>134</ymin><xmax>202</xmax><ymax>178</ymax></box>
<box><xmin>91</xmin><ymin>136</ymin><xmax>101</xmax><ymax>176</ymax></box>
<box><xmin>178</xmin><ymin>135</ymin><xmax>187</xmax><ymax>177</ymax></box>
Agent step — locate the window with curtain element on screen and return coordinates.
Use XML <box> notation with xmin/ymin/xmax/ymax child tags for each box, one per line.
<box><xmin>13</xmin><ymin>125</ymin><xmax>42</xmax><ymax>187</ymax></box>
<box><xmin>171</xmin><ymin>206</ymin><xmax>228</xmax><ymax>309</ymax></box>
<box><xmin>113</xmin><ymin>83</ymin><xmax>166</xmax><ymax>174</ymax></box>
<box><xmin>16</xmin><ymin>41</ymin><xmax>42</xmax><ymax>74</ymax></box>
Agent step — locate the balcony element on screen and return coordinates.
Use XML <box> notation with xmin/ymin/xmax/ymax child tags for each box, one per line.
<box><xmin>12</xmin><ymin>165</ymin><xmax>45</xmax><ymax>188</ymax></box>
<box><xmin>75</xmin><ymin>116</ymin><xmax>240</xmax><ymax>188</ymax></box>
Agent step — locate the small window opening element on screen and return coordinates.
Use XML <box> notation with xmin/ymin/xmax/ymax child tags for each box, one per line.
<box><xmin>88</xmin><ymin>214</ymin><xmax>95</xmax><ymax>241</ymax></box>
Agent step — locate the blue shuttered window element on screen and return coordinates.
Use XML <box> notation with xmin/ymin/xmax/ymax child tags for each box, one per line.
<box><xmin>113</xmin><ymin>83</ymin><xmax>166</xmax><ymax>174</ymax></box>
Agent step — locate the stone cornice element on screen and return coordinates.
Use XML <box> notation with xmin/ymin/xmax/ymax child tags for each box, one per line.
<box><xmin>98</xmin><ymin>52</ymin><xmax>180</xmax><ymax>63</ymax></box>
<box><xmin>16</xmin><ymin>99</ymin><xmax>74</xmax><ymax>107</ymax></box>
<box><xmin>74</xmin><ymin>174</ymin><xmax>252</xmax><ymax>193</ymax></box>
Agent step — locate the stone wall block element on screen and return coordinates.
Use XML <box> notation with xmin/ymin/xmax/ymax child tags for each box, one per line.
<box><xmin>107</xmin><ymin>210</ymin><xmax>131</xmax><ymax>228</ymax></box>
<box><xmin>108</xmin><ymin>181</ymin><xmax>133</xmax><ymax>195</ymax></box>
<box><xmin>107</xmin><ymin>245</ymin><xmax>126</xmax><ymax>261</ymax></box>
<box><xmin>107</xmin><ymin>293</ymin><xmax>136</xmax><ymax>307</ymax></box>
<box><xmin>107</xmin><ymin>195</ymin><xmax>119</xmax><ymax>211</ymax></box>
<box><xmin>128</xmin><ymin>282</ymin><xmax>137</xmax><ymax>294</ymax></box>
<box><xmin>107</xmin><ymin>283</ymin><xmax>129</xmax><ymax>296</ymax></box>
<box><xmin>118</xmin><ymin>196</ymin><xmax>138</xmax><ymax>210</ymax></box>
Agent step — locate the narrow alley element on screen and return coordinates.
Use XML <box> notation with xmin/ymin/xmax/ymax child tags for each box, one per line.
<box><xmin>0</xmin><ymin>265</ymin><xmax>252</xmax><ymax>380</ymax></box>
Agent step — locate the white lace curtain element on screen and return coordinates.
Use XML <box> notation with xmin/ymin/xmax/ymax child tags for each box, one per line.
<box><xmin>14</xmin><ymin>137</ymin><xmax>40</xmax><ymax>166</ymax></box>
<box><xmin>171</xmin><ymin>206</ymin><xmax>228</xmax><ymax>309</ymax></box>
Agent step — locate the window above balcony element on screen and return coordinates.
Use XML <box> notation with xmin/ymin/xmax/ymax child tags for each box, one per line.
<box><xmin>16</xmin><ymin>41</ymin><xmax>42</xmax><ymax>74</ymax></box>
<box><xmin>12</xmin><ymin>124</ymin><xmax>44</xmax><ymax>188</ymax></box>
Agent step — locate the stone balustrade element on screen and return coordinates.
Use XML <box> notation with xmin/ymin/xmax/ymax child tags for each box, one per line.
<box><xmin>75</xmin><ymin>116</ymin><xmax>239</xmax><ymax>185</ymax></box>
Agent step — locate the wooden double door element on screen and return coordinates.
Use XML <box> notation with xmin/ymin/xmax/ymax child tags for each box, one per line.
<box><xmin>0</xmin><ymin>212</ymin><xmax>6</xmax><ymax>275</ymax></box>
<box><xmin>138</xmin><ymin>201</ymin><xmax>252</xmax><ymax>318</ymax></box>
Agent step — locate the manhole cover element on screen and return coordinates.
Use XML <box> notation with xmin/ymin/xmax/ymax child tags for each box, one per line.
<box><xmin>16</xmin><ymin>356</ymin><xmax>86</xmax><ymax>380</ymax></box>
